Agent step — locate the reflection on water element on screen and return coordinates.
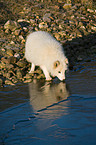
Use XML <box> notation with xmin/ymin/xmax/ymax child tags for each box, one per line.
<box><xmin>0</xmin><ymin>61</ymin><xmax>96</xmax><ymax>145</ymax></box>
<box><xmin>29</xmin><ymin>81</ymin><xmax>70</xmax><ymax>112</ymax></box>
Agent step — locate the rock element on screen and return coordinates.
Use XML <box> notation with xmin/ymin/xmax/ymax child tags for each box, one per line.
<box><xmin>0</xmin><ymin>78</ymin><xmax>3</xmax><ymax>87</ymax></box>
<box><xmin>30</xmin><ymin>19</ymin><xmax>35</xmax><ymax>24</ymax></box>
<box><xmin>11</xmin><ymin>76</ymin><xmax>17</xmax><ymax>84</ymax></box>
<box><xmin>5</xmin><ymin>29</ymin><xmax>10</xmax><ymax>33</ymax></box>
<box><xmin>14</xmin><ymin>29</ymin><xmax>20</xmax><ymax>36</ymax></box>
<box><xmin>43</xmin><ymin>13</ymin><xmax>51</xmax><ymax>22</ymax></box>
<box><xmin>5</xmin><ymin>72</ymin><xmax>11</xmax><ymax>79</ymax></box>
<box><xmin>6</xmin><ymin>49</ymin><xmax>13</xmax><ymax>56</ymax></box>
<box><xmin>87</xmin><ymin>9</ymin><xmax>94</xmax><ymax>13</ymax></box>
<box><xmin>5</xmin><ymin>79</ymin><xmax>15</xmax><ymax>85</ymax></box>
<box><xmin>91</xmin><ymin>26</ymin><xmax>96</xmax><ymax>31</ymax></box>
<box><xmin>10</xmin><ymin>41</ymin><xmax>15</xmax><ymax>45</ymax></box>
<box><xmin>63</xmin><ymin>4</ymin><xmax>72</xmax><ymax>9</ymax></box>
<box><xmin>39</xmin><ymin>22</ymin><xmax>48</xmax><ymax>29</ymax></box>
<box><xmin>6</xmin><ymin>64</ymin><xmax>14</xmax><ymax>69</ymax></box>
<box><xmin>24</xmin><ymin>73</ymin><xmax>33</xmax><ymax>79</ymax></box>
<box><xmin>1</xmin><ymin>57</ymin><xmax>10</xmax><ymax>64</ymax></box>
<box><xmin>19</xmin><ymin>35</ymin><xmax>24</xmax><ymax>40</ymax></box>
<box><xmin>0</xmin><ymin>62</ymin><xmax>6</xmax><ymax>69</ymax></box>
<box><xmin>24</xmin><ymin>78</ymin><xmax>32</xmax><ymax>83</ymax></box>
<box><xmin>17</xmin><ymin>19</ymin><xmax>30</xmax><ymax>27</ymax></box>
<box><xmin>37</xmin><ymin>74</ymin><xmax>45</xmax><ymax>79</ymax></box>
<box><xmin>16</xmin><ymin>69</ymin><xmax>23</xmax><ymax>79</ymax></box>
<box><xmin>14</xmin><ymin>53</ymin><xmax>20</xmax><ymax>59</ymax></box>
<box><xmin>16</xmin><ymin>59</ymin><xmax>27</xmax><ymax>68</ymax></box>
<box><xmin>54</xmin><ymin>33</ymin><xmax>60</xmax><ymax>40</ymax></box>
<box><xmin>23</xmin><ymin>27</ymin><xmax>28</xmax><ymax>32</ymax></box>
<box><xmin>4</xmin><ymin>20</ymin><xmax>20</xmax><ymax>31</ymax></box>
<box><xmin>17</xmin><ymin>19</ymin><xmax>30</xmax><ymax>23</ymax></box>
<box><xmin>8</xmin><ymin>56</ymin><xmax>17</xmax><ymax>64</ymax></box>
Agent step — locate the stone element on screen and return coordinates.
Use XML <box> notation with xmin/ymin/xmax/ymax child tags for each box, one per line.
<box><xmin>8</xmin><ymin>56</ymin><xmax>17</xmax><ymax>64</ymax></box>
<box><xmin>39</xmin><ymin>22</ymin><xmax>48</xmax><ymax>29</ymax></box>
<box><xmin>30</xmin><ymin>19</ymin><xmax>35</xmax><ymax>24</ymax></box>
<box><xmin>14</xmin><ymin>29</ymin><xmax>20</xmax><ymax>36</ymax></box>
<box><xmin>63</xmin><ymin>4</ymin><xmax>72</xmax><ymax>9</ymax></box>
<box><xmin>6</xmin><ymin>49</ymin><xmax>13</xmax><ymax>56</ymax></box>
<box><xmin>16</xmin><ymin>69</ymin><xmax>23</xmax><ymax>79</ymax></box>
<box><xmin>14</xmin><ymin>53</ymin><xmax>20</xmax><ymax>59</ymax></box>
<box><xmin>4</xmin><ymin>20</ymin><xmax>20</xmax><ymax>31</ymax></box>
<box><xmin>0</xmin><ymin>78</ymin><xmax>3</xmax><ymax>87</ymax></box>
<box><xmin>24</xmin><ymin>79</ymin><xmax>32</xmax><ymax>83</ymax></box>
<box><xmin>16</xmin><ymin>59</ymin><xmax>27</xmax><ymax>68</ymax></box>
<box><xmin>19</xmin><ymin>35</ymin><xmax>24</xmax><ymax>40</ymax></box>
<box><xmin>91</xmin><ymin>26</ymin><xmax>96</xmax><ymax>31</ymax></box>
<box><xmin>5</xmin><ymin>80</ymin><xmax>15</xmax><ymax>85</ymax></box>
<box><xmin>43</xmin><ymin>13</ymin><xmax>51</xmax><ymax>22</ymax></box>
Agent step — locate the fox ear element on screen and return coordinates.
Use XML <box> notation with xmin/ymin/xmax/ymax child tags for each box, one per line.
<box><xmin>54</xmin><ymin>60</ymin><xmax>60</xmax><ymax>68</ymax></box>
<box><xmin>65</xmin><ymin>58</ymin><xmax>68</xmax><ymax>64</ymax></box>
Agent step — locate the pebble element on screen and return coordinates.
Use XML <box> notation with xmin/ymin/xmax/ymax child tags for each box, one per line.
<box><xmin>4</xmin><ymin>20</ymin><xmax>20</xmax><ymax>31</ymax></box>
<box><xmin>16</xmin><ymin>59</ymin><xmax>27</xmax><ymax>68</ymax></box>
<box><xmin>39</xmin><ymin>22</ymin><xmax>48</xmax><ymax>29</ymax></box>
<box><xmin>6</xmin><ymin>49</ymin><xmax>13</xmax><ymax>56</ymax></box>
<box><xmin>63</xmin><ymin>4</ymin><xmax>72</xmax><ymax>9</ymax></box>
<box><xmin>16</xmin><ymin>69</ymin><xmax>23</xmax><ymax>80</ymax></box>
<box><xmin>43</xmin><ymin>13</ymin><xmax>51</xmax><ymax>22</ymax></box>
<box><xmin>0</xmin><ymin>2</ymin><xmax>96</xmax><ymax>86</ymax></box>
<box><xmin>5</xmin><ymin>80</ymin><xmax>15</xmax><ymax>85</ymax></box>
<box><xmin>0</xmin><ymin>78</ymin><xmax>3</xmax><ymax>87</ymax></box>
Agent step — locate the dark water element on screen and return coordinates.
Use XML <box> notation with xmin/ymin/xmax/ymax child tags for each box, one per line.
<box><xmin>0</xmin><ymin>61</ymin><xmax>96</xmax><ymax>145</ymax></box>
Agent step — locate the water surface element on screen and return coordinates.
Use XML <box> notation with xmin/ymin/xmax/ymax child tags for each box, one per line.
<box><xmin>0</xmin><ymin>61</ymin><xmax>96</xmax><ymax>145</ymax></box>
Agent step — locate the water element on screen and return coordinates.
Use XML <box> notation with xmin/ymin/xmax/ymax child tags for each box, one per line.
<box><xmin>0</xmin><ymin>60</ymin><xmax>96</xmax><ymax>145</ymax></box>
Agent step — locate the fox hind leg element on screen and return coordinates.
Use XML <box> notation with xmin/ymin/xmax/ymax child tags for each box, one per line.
<box><xmin>29</xmin><ymin>63</ymin><xmax>35</xmax><ymax>73</ymax></box>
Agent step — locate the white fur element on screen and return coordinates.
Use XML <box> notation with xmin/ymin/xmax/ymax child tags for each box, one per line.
<box><xmin>25</xmin><ymin>31</ymin><xmax>68</xmax><ymax>81</ymax></box>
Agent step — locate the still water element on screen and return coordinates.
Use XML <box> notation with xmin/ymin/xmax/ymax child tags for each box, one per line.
<box><xmin>0</xmin><ymin>60</ymin><xmax>96</xmax><ymax>145</ymax></box>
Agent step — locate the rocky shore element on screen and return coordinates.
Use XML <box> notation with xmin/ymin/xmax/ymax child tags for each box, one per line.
<box><xmin>0</xmin><ymin>0</ymin><xmax>96</xmax><ymax>86</ymax></box>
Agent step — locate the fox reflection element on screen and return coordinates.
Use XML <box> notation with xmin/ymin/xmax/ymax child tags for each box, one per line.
<box><xmin>29</xmin><ymin>80</ymin><xmax>70</xmax><ymax>112</ymax></box>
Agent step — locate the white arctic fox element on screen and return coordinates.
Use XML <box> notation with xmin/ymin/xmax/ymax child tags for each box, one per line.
<box><xmin>25</xmin><ymin>31</ymin><xmax>68</xmax><ymax>81</ymax></box>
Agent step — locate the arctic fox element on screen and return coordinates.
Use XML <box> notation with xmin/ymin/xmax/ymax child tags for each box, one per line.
<box><xmin>25</xmin><ymin>31</ymin><xmax>68</xmax><ymax>81</ymax></box>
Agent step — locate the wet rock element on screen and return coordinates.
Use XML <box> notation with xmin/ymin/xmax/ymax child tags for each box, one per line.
<box><xmin>16</xmin><ymin>69</ymin><xmax>23</xmax><ymax>80</ymax></box>
<box><xmin>24</xmin><ymin>73</ymin><xmax>33</xmax><ymax>79</ymax></box>
<box><xmin>23</xmin><ymin>79</ymin><xmax>32</xmax><ymax>83</ymax></box>
<box><xmin>4</xmin><ymin>72</ymin><xmax>11</xmax><ymax>79</ymax></box>
<box><xmin>37</xmin><ymin>74</ymin><xmax>45</xmax><ymax>79</ymax></box>
<box><xmin>5</xmin><ymin>79</ymin><xmax>15</xmax><ymax>85</ymax></box>
<box><xmin>0</xmin><ymin>78</ymin><xmax>3</xmax><ymax>87</ymax></box>
<box><xmin>11</xmin><ymin>76</ymin><xmax>18</xmax><ymax>84</ymax></box>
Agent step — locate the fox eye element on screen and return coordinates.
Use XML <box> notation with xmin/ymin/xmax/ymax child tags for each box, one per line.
<box><xmin>58</xmin><ymin>71</ymin><xmax>61</xmax><ymax>73</ymax></box>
